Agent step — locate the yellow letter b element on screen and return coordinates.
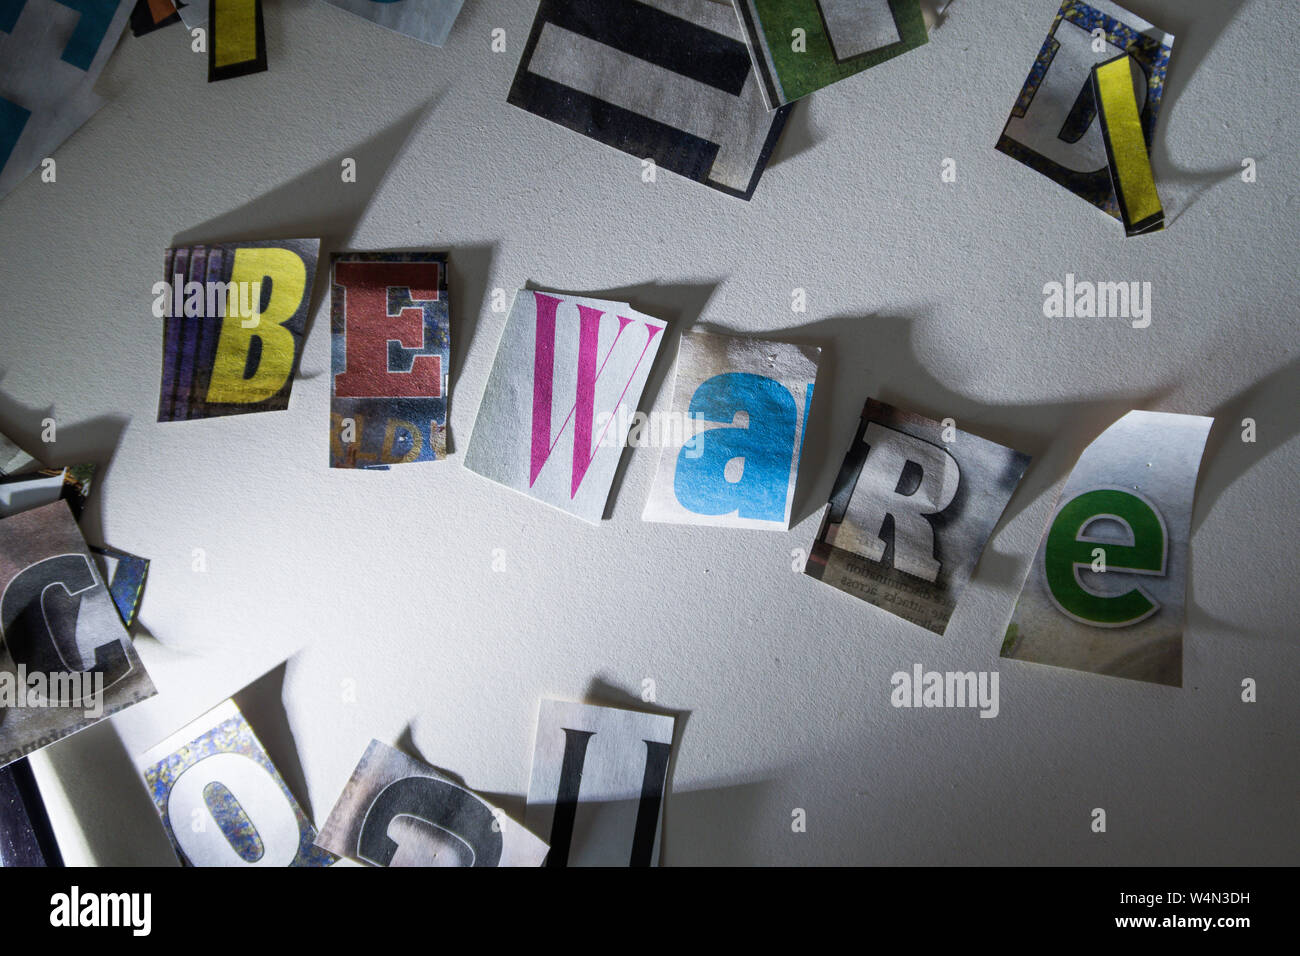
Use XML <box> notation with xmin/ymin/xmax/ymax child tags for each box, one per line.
<box><xmin>206</xmin><ymin>247</ymin><xmax>307</xmax><ymax>405</ymax></box>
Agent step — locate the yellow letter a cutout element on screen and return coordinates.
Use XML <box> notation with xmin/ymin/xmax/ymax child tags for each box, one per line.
<box><xmin>1092</xmin><ymin>54</ymin><xmax>1164</xmax><ymax>237</ymax></box>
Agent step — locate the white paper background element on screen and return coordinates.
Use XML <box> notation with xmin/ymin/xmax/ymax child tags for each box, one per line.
<box><xmin>0</xmin><ymin>0</ymin><xmax>1296</xmax><ymax>864</ymax></box>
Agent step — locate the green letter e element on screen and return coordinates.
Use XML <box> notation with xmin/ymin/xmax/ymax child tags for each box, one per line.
<box><xmin>1044</xmin><ymin>488</ymin><xmax>1167</xmax><ymax>627</ymax></box>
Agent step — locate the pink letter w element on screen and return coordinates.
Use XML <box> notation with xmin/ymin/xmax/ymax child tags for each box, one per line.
<box><xmin>529</xmin><ymin>293</ymin><xmax>662</xmax><ymax>498</ymax></box>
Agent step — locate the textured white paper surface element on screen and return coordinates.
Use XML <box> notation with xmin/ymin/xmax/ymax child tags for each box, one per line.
<box><xmin>1</xmin><ymin>0</ymin><xmax>1296</xmax><ymax>865</ymax></box>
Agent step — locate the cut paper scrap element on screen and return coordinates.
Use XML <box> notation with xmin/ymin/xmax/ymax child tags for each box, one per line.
<box><xmin>1000</xmin><ymin>410</ymin><xmax>1211</xmax><ymax>687</ymax></box>
<box><xmin>732</xmin><ymin>0</ymin><xmax>928</xmax><ymax>108</ymax></box>
<box><xmin>208</xmin><ymin>0</ymin><xmax>266</xmax><ymax>83</ymax></box>
<box><xmin>0</xmin><ymin>0</ymin><xmax>132</xmax><ymax>200</ymax></box>
<box><xmin>507</xmin><ymin>0</ymin><xmax>790</xmax><ymax>200</ymax></box>
<box><xmin>642</xmin><ymin>330</ymin><xmax>818</xmax><ymax>530</ymax></box>
<box><xmin>524</xmin><ymin>699</ymin><xmax>675</xmax><ymax>867</ymax></box>
<box><xmin>0</xmin><ymin>430</ymin><xmax>150</xmax><ymax>628</ymax></box>
<box><xmin>138</xmin><ymin>698</ymin><xmax>335</xmax><ymax>867</ymax></box>
<box><xmin>0</xmin><ymin>501</ymin><xmax>156</xmax><ymax>770</ymax></box>
<box><xmin>316</xmin><ymin>739</ymin><xmax>548</xmax><ymax>867</ymax></box>
<box><xmin>1092</xmin><ymin>53</ymin><xmax>1163</xmax><ymax>235</ymax></box>
<box><xmin>0</xmin><ymin>464</ymin><xmax>95</xmax><ymax>521</ymax></box>
<box><xmin>0</xmin><ymin>758</ymin><xmax>62</xmax><ymax>866</ymax></box>
<box><xmin>464</xmin><ymin>289</ymin><xmax>667</xmax><ymax>524</ymax></box>
<box><xmin>319</xmin><ymin>0</ymin><xmax>464</xmax><ymax>48</ymax></box>
<box><xmin>129</xmin><ymin>0</ymin><xmax>181</xmax><ymax>37</ymax></box>
<box><xmin>330</xmin><ymin>252</ymin><xmax>450</xmax><ymax>469</ymax></box>
<box><xmin>157</xmin><ymin>238</ymin><xmax>320</xmax><ymax>421</ymax></box>
<box><xmin>90</xmin><ymin>546</ymin><xmax>149</xmax><ymax>628</ymax></box>
<box><xmin>0</xmin><ymin>430</ymin><xmax>37</xmax><ymax>478</ymax></box>
<box><xmin>995</xmin><ymin>0</ymin><xmax>1172</xmax><ymax>228</ymax></box>
<box><xmin>805</xmin><ymin>398</ymin><xmax>1031</xmax><ymax>635</ymax></box>
<box><xmin>178</xmin><ymin>0</ymin><xmax>206</xmax><ymax>26</ymax></box>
